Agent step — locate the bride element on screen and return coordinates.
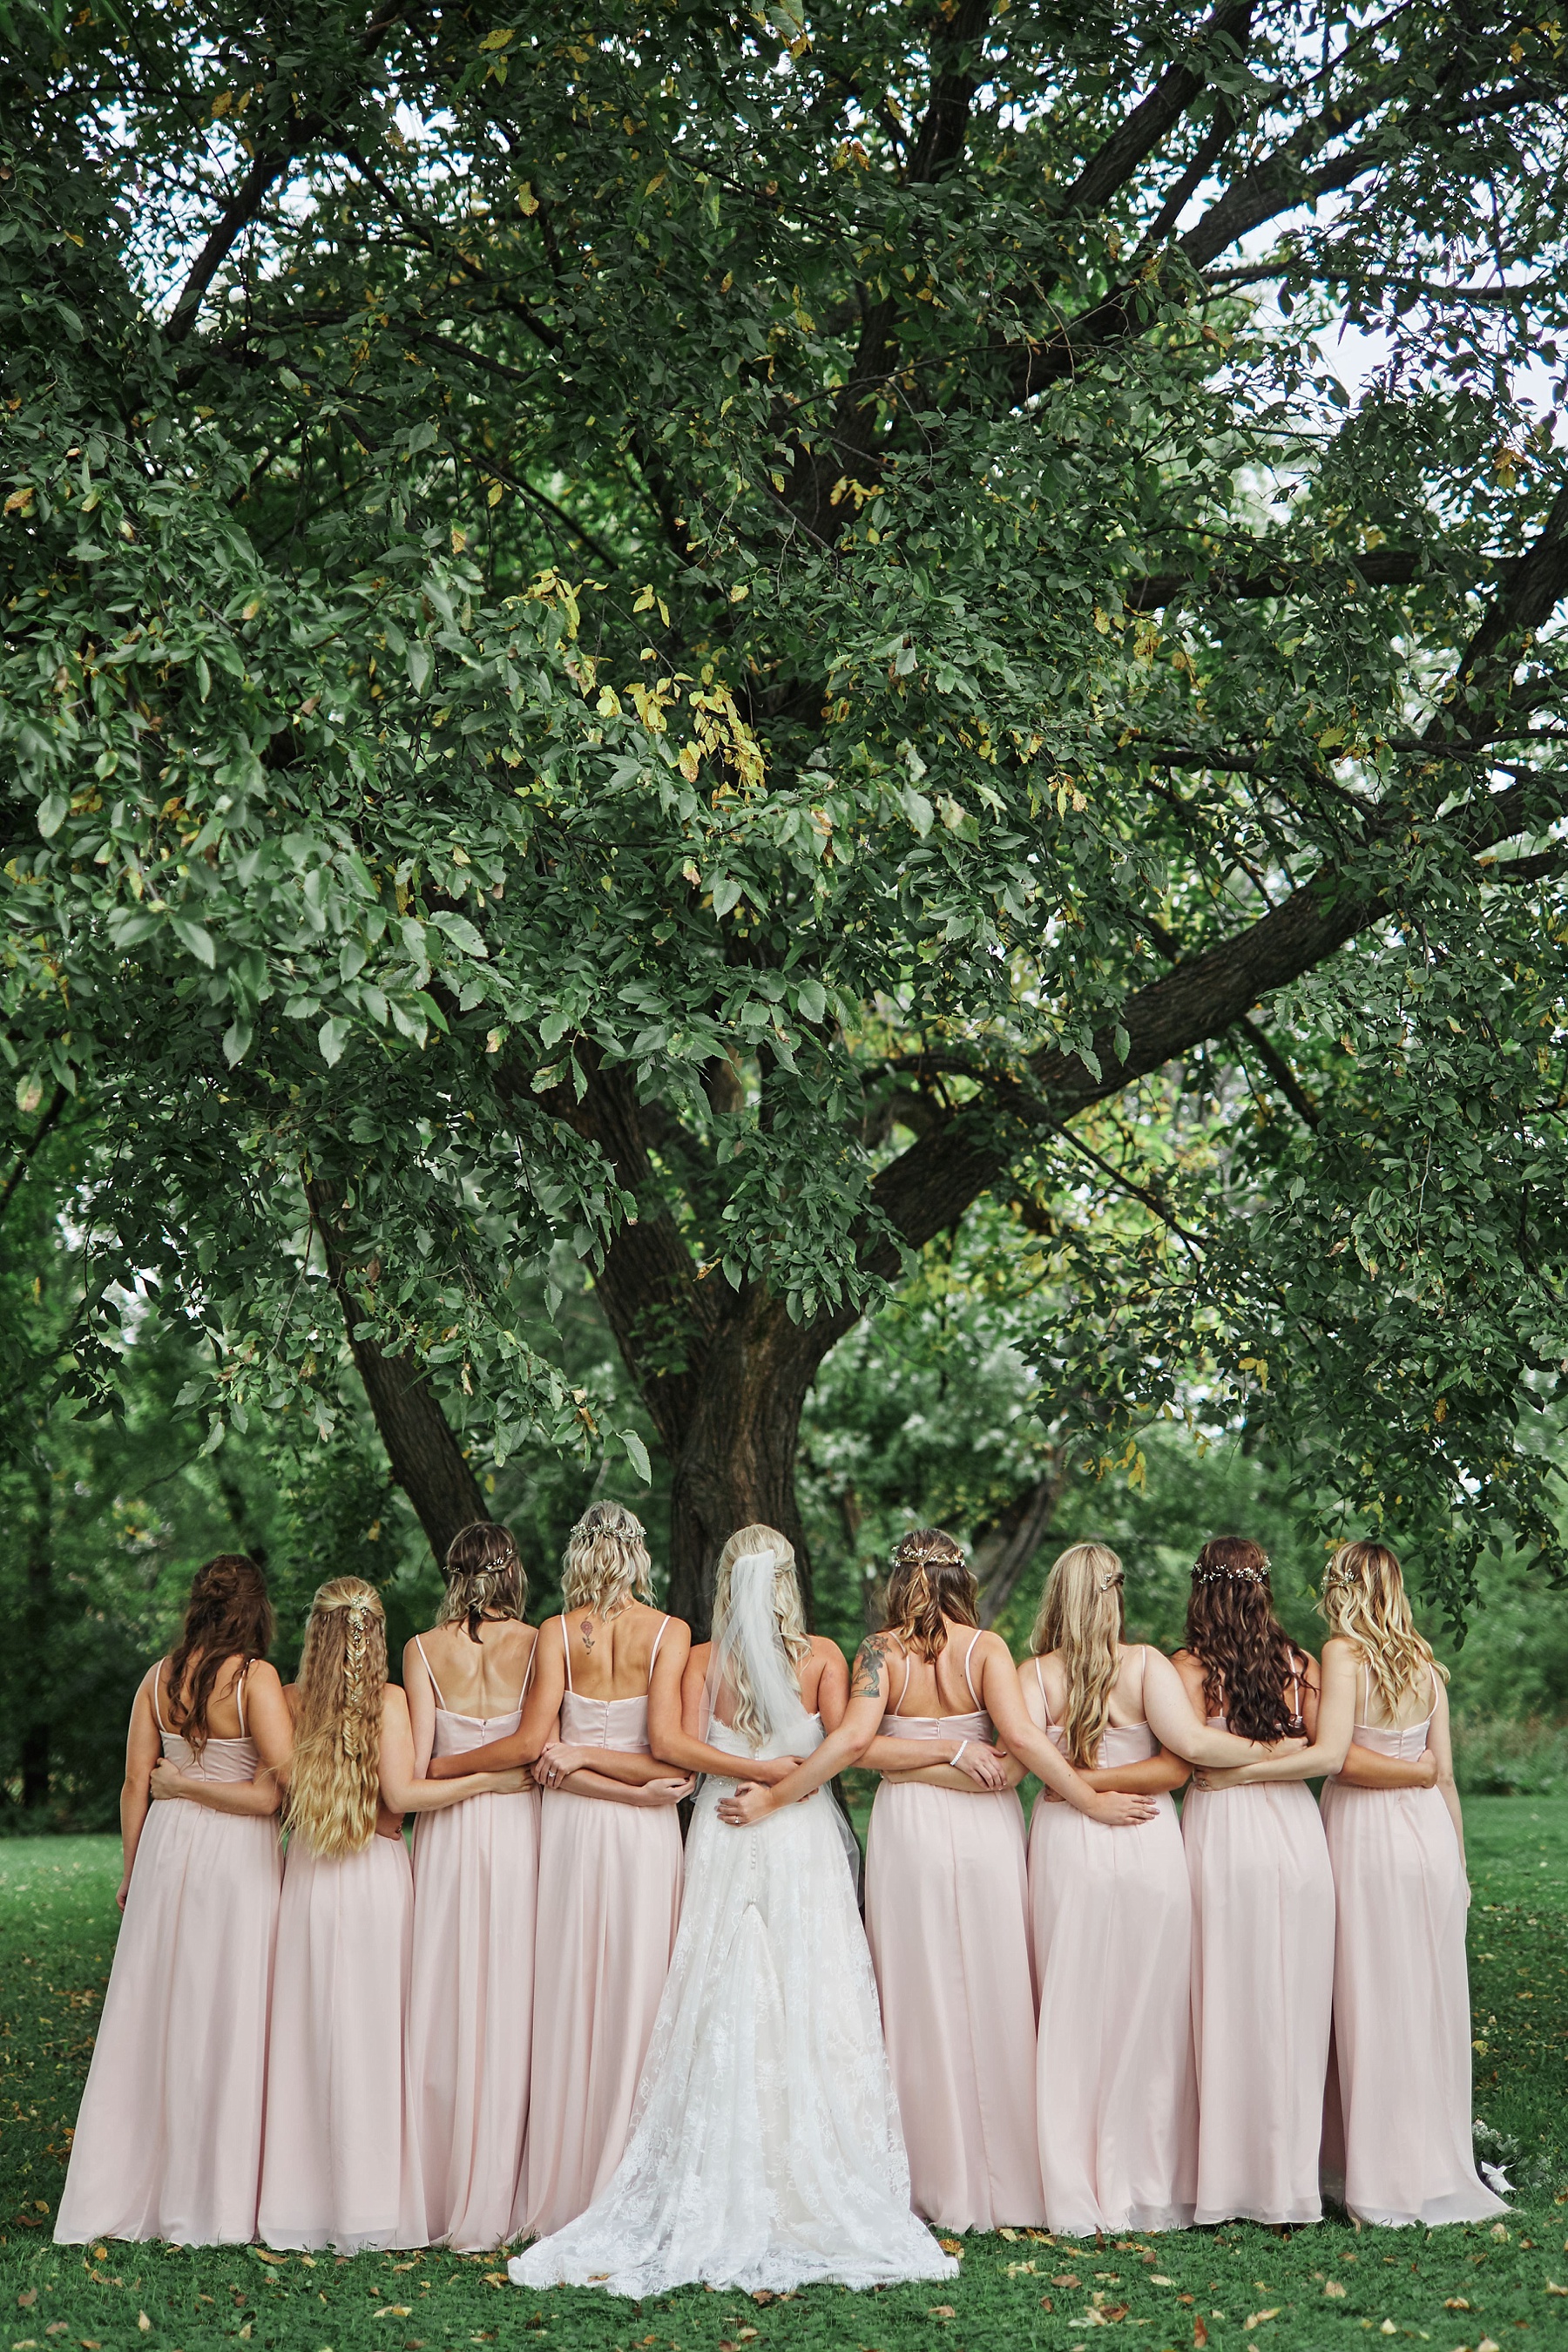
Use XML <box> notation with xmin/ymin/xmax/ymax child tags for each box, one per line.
<box><xmin>508</xmin><ymin>1523</ymin><xmax>961</xmax><ymax>2295</ymax></box>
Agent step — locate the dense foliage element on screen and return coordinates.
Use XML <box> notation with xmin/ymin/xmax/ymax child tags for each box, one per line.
<box><xmin>4</xmin><ymin>2</ymin><xmax>1568</xmax><ymax>1620</ymax></box>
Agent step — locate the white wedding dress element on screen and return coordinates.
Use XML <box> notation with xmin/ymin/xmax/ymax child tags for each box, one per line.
<box><xmin>509</xmin><ymin>1567</ymin><xmax>958</xmax><ymax>2297</ymax></box>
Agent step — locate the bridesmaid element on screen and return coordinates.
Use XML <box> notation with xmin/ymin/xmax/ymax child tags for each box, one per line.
<box><xmin>404</xmin><ymin>1524</ymin><xmax>541</xmax><ymax>2251</ymax></box>
<box><xmin>437</xmin><ymin>1502</ymin><xmax>692</xmax><ymax>2237</ymax></box>
<box><xmin>1023</xmin><ymin>1542</ymin><xmax>1278</xmax><ymax>2237</ymax></box>
<box><xmin>1315</xmin><ymin>1539</ymin><xmax>1505</xmax><ymax>2226</ymax></box>
<box><xmin>56</xmin><ymin>1556</ymin><xmax>289</xmax><ymax>2246</ymax></box>
<box><xmin>258</xmin><ymin>1577</ymin><xmax>531</xmax><ymax>2253</ymax></box>
<box><xmin>1176</xmin><ymin>1536</ymin><xmax>1352</xmax><ymax>2227</ymax></box>
<box><xmin>859</xmin><ymin>1528</ymin><xmax>1046</xmax><ymax>2232</ymax></box>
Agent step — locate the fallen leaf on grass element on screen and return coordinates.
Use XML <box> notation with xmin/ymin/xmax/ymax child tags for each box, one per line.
<box><xmin>1323</xmin><ymin>2281</ymin><xmax>1347</xmax><ymax>2298</ymax></box>
<box><xmin>937</xmin><ymin>2237</ymin><xmax>964</xmax><ymax>2256</ymax></box>
<box><xmin>16</xmin><ymin>2299</ymin><xmax>37</xmax><ymax>2315</ymax></box>
<box><xmin>1193</xmin><ymin>2322</ymin><xmax>1209</xmax><ymax>2348</ymax></box>
<box><xmin>482</xmin><ymin>2274</ymin><xmax>508</xmax><ymax>2288</ymax></box>
<box><xmin>1053</xmin><ymin>2274</ymin><xmax>1082</xmax><ymax>2288</ymax></box>
<box><xmin>1444</xmin><ymin>2299</ymin><xmax>1470</xmax><ymax>2311</ymax></box>
<box><xmin>44</xmin><ymin>2328</ymin><xmax>66</xmax><ymax>2339</ymax></box>
<box><xmin>1150</xmin><ymin>2276</ymin><xmax>1174</xmax><ymax>2287</ymax></box>
<box><xmin>78</xmin><ymin>2341</ymin><xmax>101</xmax><ymax>2349</ymax></box>
<box><xmin>1478</xmin><ymin>2337</ymin><xmax>1502</xmax><ymax>2351</ymax></box>
<box><xmin>14</xmin><ymin>2338</ymin><xmax>38</xmax><ymax>2348</ymax></box>
<box><xmin>1245</xmin><ymin>2314</ymin><xmax>1281</xmax><ymax>2330</ymax></box>
<box><xmin>998</xmin><ymin>2227</ymin><xmax>1018</xmax><ymax>2242</ymax></box>
<box><xmin>373</xmin><ymin>2308</ymin><xmax>413</xmax><ymax>2319</ymax></box>
<box><xmin>136</xmin><ymin>2319</ymin><xmax>150</xmax><ymax>2335</ymax></box>
<box><xmin>1037</xmin><ymin>2300</ymin><xmax>1053</xmax><ymax>2315</ymax></box>
<box><xmin>1546</xmin><ymin>2282</ymin><xmax>1568</xmax><ymax>2296</ymax></box>
<box><xmin>735</xmin><ymin>2333</ymin><xmax>756</xmax><ymax>2342</ymax></box>
<box><xmin>253</xmin><ymin>2251</ymin><xmax>287</xmax><ymax>2267</ymax></box>
<box><xmin>928</xmin><ymin>2308</ymin><xmax>956</xmax><ymax>2321</ymax></box>
<box><xmin>1380</xmin><ymin>2325</ymin><xmax>1397</xmax><ymax>2336</ymax></box>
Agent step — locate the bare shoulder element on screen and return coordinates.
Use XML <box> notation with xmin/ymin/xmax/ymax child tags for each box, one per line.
<box><xmin>684</xmin><ymin>1638</ymin><xmax>713</xmax><ymax>1680</ymax></box>
<box><xmin>382</xmin><ymin>1680</ymin><xmax>411</xmax><ymax>1724</ymax></box>
<box><xmin>653</xmin><ymin>1611</ymin><xmax>692</xmax><ymax>1655</ymax></box>
<box><xmin>245</xmin><ymin>1658</ymin><xmax>285</xmax><ymax>1694</ymax></box>
<box><xmin>1171</xmin><ymin>1646</ymin><xmax>1206</xmax><ymax>1688</ymax></box>
<box><xmin>808</xmin><ymin>1634</ymin><xmax>847</xmax><ymax>1669</ymax></box>
<box><xmin>974</xmin><ymin>1627</ymin><xmax>1017</xmax><ymax>1666</ymax></box>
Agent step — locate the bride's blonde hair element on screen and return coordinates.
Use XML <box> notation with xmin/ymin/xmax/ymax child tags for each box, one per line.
<box><xmin>1030</xmin><ymin>1541</ymin><xmax>1125</xmax><ymax>1769</ymax></box>
<box><xmin>285</xmin><ymin>1577</ymin><xmax>387</xmax><ymax>1858</ymax></box>
<box><xmin>562</xmin><ymin>1501</ymin><xmax>653</xmax><ymax>1619</ymax></box>
<box><xmin>712</xmin><ymin>1523</ymin><xmax>810</xmax><ymax>1751</ymax></box>
<box><xmin>1320</xmin><ymin>1539</ymin><xmax>1445</xmax><ymax>1717</ymax></box>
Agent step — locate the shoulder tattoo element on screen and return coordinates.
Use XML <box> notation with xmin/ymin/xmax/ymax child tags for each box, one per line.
<box><xmin>850</xmin><ymin>1633</ymin><xmax>889</xmax><ymax>1700</ymax></box>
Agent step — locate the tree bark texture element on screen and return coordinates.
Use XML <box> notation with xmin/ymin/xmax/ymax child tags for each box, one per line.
<box><xmin>22</xmin><ymin>1451</ymin><xmax>51</xmax><ymax>1809</ymax></box>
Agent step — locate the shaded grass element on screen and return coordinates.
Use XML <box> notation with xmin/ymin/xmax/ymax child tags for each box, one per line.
<box><xmin>2</xmin><ymin>1803</ymin><xmax>1565</xmax><ymax>2352</ymax></box>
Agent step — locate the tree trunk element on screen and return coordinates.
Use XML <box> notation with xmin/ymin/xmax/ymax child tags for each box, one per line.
<box><xmin>664</xmin><ymin>1289</ymin><xmax>822</xmax><ymax>1637</ymax></box>
<box><xmin>970</xmin><ymin>1464</ymin><xmax>1067</xmax><ymax>1629</ymax></box>
<box><xmin>305</xmin><ymin>1177</ymin><xmax>490</xmax><ymax>1565</ymax></box>
<box><xmin>22</xmin><ymin>1451</ymin><xmax>51</xmax><ymax>1809</ymax></box>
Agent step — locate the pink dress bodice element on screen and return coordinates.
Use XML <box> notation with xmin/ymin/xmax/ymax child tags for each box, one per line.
<box><xmin>154</xmin><ymin>1668</ymin><xmax>260</xmax><ymax>1781</ymax></box>
<box><xmin>1341</xmin><ymin>1664</ymin><xmax>1435</xmax><ymax>1764</ymax></box>
<box><xmin>1036</xmin><ymin>1652</ymin><xmax>1158</xmax><ymax>1766</ymax></box>
<box><xmin>879</xmin><ymin>1629</ymin><xmax>992</xmax><ymax>1747</ymax></box>
<box><xmin>413</xmin><ymin>1633</ymin><xmax>529</xmax><ymax>1758</ymax></box>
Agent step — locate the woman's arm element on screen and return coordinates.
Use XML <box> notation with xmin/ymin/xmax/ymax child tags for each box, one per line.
<box><xmin>860</xmin><ymin>1730</ymin><xmax>1010</xmax><ymax>1783</ymax></box>
<box><xmin>428</xmin><ymin>1617</ymin><xmax>563</xmax><ymax>1779</ymax></box>
<box><xmin>1334</xmin><ymin>1742</ymin><xmax>1440</xmax><ymax>1789</ymax></box>
<box><xmin>403</xmin><ymin>1637</ymin><xmax>439</xmax><ymax>1780</ymax></box>
<box><xmin>553</xmin><ymin>1767</ymin><xmax>697</xmax><ymax>1808</ymax></box>
<box><xmin>1426</xmin><ymin>1680</ymin><xmax>1467</xmax><ymax>1879</ymax></box>
<box><xmin>145</xmin><ymin>1663</ymin><xmax>294</xmax><ymax>1819</ymax></box>
<box><xmin>1051</xmin><ymin>1748</ymin><xmax>1193</xmax><ymax>1798</ymax></box>
<box><xmin>880</xmin><ymin>1752</ymin><xmax>1029</xmax><ymax>1793</ymax></box>
<box><xmin>117</xmin><ymin>1671</ymin><xmax>162</xmax><ymax>1908</ymax></box>
<box><xmin>381</xmin><ymin>1686</ymin><xmax>531</xmax><ymax>1812</ymax></box>
<box><xmin>536</xmin><ymin>1741</ymin><xmax>693</xmax><ymax>1788</ymax></box>
<box><xmin>1140</xmin><ymin>1647</ymin><xmax>1284</xmax><ymax>1769</ymax></box>
<box><xmin>1193</xmin><ymin>1642</ymin><xmax>1355</xmax><ymax>1787</ymax></box>
<box><xmin>644</xmin><ymin>1631</ymin><xmax>800</xmax><ymax>1785</ymax></box>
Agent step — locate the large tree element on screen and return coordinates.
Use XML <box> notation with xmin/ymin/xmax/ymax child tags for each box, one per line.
<box><xmin>4</xmin><ymin>1</ymin><xmax>1568</xmax><ymax>1624</ymax></box>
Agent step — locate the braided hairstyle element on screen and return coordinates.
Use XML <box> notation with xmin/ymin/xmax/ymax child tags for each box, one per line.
<box><xmin>882</xmin><ymin>1528</ymin><xmax>979</xmax><ymax>1663</ymax></box>
<box><xmin>1184</xmin><ymin>1537</ymin><xmax>1308</xmax><ymax>1742</ymax></box>
<box><xmin>439</xmin><ymin>1522</ymin><xmax>528</xmax><ymax>1644</ymax></box>
<box><xmin>285</xmin><ymin>1577</ymin><xmax>388</xmax><ymax>1858</ymax></box>
<box><xmin>562</xmin><ymin>1501</ymin><xmax>653</xmax><ymax>1619</ymax></box>
<box><xmin>163</xmin><ymin>1554</ymin><xmax>274</xmax><ymax>1756</ymax></box>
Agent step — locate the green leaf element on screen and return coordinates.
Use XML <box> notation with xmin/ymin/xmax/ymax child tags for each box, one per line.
<box><xmin>37</xmin><ymin>792</ymin><xmax>68</xmax><ymax>838</ymax></box>
<box><xmin>622</xmin><ymin>1427</ymin><xmax>652</xmax><ymax>1484</ymax></box>
<box><xmin>318</xmin><ymin>1016</ymin><xmax>351</xmax><ymax>1066</ymax></box>
<box><xmin>222</xmin><ymin>1017</ymin><xmax>253</xmax><ymax>1066</ymax></box>
<box><xmin>170</xmin><ymin>916</ymin><xmax>216</xmax><ymax>967</ymax></box>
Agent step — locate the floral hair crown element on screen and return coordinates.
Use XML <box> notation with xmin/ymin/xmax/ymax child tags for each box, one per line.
<box><xmin>1193</xmin><ymin>1560</ymin><xmax>1268</xmax><ymax>1585</ymax></box>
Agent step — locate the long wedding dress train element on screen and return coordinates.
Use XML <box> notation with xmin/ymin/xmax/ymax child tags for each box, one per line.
<box><xmin>509</xmin><ymin>1711</ymin><xmax>958</xmax><ymax>2295</ymax></box>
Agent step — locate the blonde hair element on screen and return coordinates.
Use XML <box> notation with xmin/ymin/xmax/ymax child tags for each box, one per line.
<box><xmin>1320</xmin><ymin>1539</ymin><xmax>1445</xmax><ymax>1717</ymax></box>
<box><xmin>285</xmin><ymin>1577</ymin><xmax>387</xmax><ymax>1859</ymax></box>
<box><xmin>562</xmin><ymin>1500</ymin><xmax>654</xmax><ymax>1618</ymax></box>
<box><xmin>712</xmin><ymin>1523</ymin><xmax>810</xmax><ymax>1751</ymax></box>
<box><xmin>882</xmin><ymin>1527</ymin><xmax>978</xmax><ymax>1662</ymax></box>
<box><xmin>439</xmin><ymin>1522</ymin><xmax>528</xmax><ymax>1642</ymax></box>
<box><xmin>1030</xmin><ymin>1541</ymin><xmax>1125</xmax><ymax>1769</ymax></box>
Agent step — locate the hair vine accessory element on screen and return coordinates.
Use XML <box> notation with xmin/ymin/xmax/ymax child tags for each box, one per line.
<box><xmin>1193</xmin><ymin>1561</ymin><xmax>1268</xmax><ymax>1585</ymax></box>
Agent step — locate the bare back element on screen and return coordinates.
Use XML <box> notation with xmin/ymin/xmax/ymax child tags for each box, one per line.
<box><xmin>155</xmin><ymin>1651</ymin><xmax>253</xmax><ymax>1743</ymax></box>
<box><xmin>558</xmin><ymin>1600</ymin><xmax>670</xmax><ymax>1701</ymax></box>
<box><xmin>1030</xmin><ymin>1642</ymin><xmax>1152</xmax><ymax>1734</ymax></box>
<box><xmin>409</xmin><ymin>1618</ymin><xmax>537</xmax><ymax>1720</ymax></box>
<box><xmin>1334</xmin><ymin>1636</ymin><xmax>1438</xmax><ymax>1732</ymax></box>
<box><xmin>882</xmin><ymin>1615</ymin><xmax>994</xmax><ymax>1720</ymax></box>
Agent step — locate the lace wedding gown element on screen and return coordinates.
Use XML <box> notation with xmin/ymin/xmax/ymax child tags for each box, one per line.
<box><xmin>508</xmin><ymin>1710</ymin><xmax>959</xmax><ymax>2296</ymax></box>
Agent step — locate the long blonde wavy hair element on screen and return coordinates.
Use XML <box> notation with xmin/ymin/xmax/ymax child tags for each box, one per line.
<box><xmin>712</xmin><ymin>1523</ymin><xmax>811</xmax><ymax>1750</ymax></box>
<box><xmin>562</xmin><ymin>1501</ymin><xmax>654</xmax><ymax>1619</ymax></box>
<box><xmin>1320</xmin><ymin>1539</ymin><xmax>1446</xmax><ymax>1717</ymax></box>
<box><xmin>285</xmin><ymin>1577</ymin><xmax>387</xmax><ymax>1859</ymax></box>
<box><xmin>1030</xmin><ymin>1541</ymin><xmax>1125</xmax><ymax>1768</ymax></box>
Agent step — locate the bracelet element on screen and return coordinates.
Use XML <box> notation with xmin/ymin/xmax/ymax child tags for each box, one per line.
<box><xmin>952</xmin><ymin>1739</ymin><xmax>969</xmax><ymax>1769</ymax></box>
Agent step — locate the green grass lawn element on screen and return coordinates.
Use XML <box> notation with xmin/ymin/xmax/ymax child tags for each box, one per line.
<box><xmin>2</xmin><ymin>1801</ymin><xmax>1565</xmax><ymax>2352</ymax></box>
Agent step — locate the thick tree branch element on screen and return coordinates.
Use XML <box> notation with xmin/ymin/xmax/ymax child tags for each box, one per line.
<box><xmin>1057</xmin><ymin>2</ymin><xmax>1254</xmax><ymax>220</ymax></box>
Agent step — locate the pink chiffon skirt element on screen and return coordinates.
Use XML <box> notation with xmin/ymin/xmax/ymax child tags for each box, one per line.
<box><xmin>522</xmin><ymin>1792</ymin><xmax>682</xmax><ymax>2237</ymax></box>
<box><xmin>1030</xmin><ymin>1790</ymin><xmax>1195</xmax><ymax>2234</ymax></box>
<box><xmin>1319</xmin><ymin>1777</ymin><xmax>1505</xmax><ymax>2225</ymax></box>
<box><xmin>55</xmin><ymin>1802</ymin><xmax>281</xmax><ymax>2244</ymax></box>
<box><xmin>1183</xmin><ymin>1781</ymin><xmax>1335</xmax><ymax>2225</ymax></box>
<box><xmin>866</xmin><ymin>1781</ymin><xmax>1043</xmax><ymax>2229</ymax></box>
<box><xmin>408</xmin><ymin>1785</ymin><xmax>542</xmax><ymax>2248</ymax></box>
<box><xmin>259</xmin><ymin>1834</ymin><xmax>423</xmax><ymax>2252</ymax></box>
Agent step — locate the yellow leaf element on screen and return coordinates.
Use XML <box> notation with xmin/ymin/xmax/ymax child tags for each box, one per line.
<box><xmin>487</xmin><ymin>481</ymin><xmax>504</xmax><ymax>506</ymax></box>
<box><xmin>729</xmin><ymin>583</ymin><xmax>749</xmax><ymax>602</ymax></box>
<box><xmin>373</xmin><ymin>2307</ymin><xmax>413</xmax><ymax>2318</ymax></box>
<box><xmin>137</xmin><ymin>2320</ymin><xmax>151</xmax><ymax>2335</ymax></box>
<box><xmin>517</xmin><ymin>181</ymin><xmax>539</xmax><ymax>215</ymax></box>
<box><xmin>1246</xmin><ymin>2311</ymin><xmax>1281</xmax><ymax>2328</ymax></box>
<box><xmin>211</xmin><ymin>90</ymin><xmax>232</xmax><ymax>115</ymax></box>
<box><xmin>477</xmin><ymin>27</ymin><xmax>511</xmax><ymax>48</ymax></box>
<box><xmin>3</xmin><ymin>486</ymin><xmax>35</xmax><ymax>515</ymax></box>
<box><xmin>1322</xmin><ymin>2280</ymin><xmax>1346</xmax><ymax>2298</ymax></box>
<box><xmin>678</xmin><ymin>743</ymin><xmax>700</xmax><ymax>781</ymax></box>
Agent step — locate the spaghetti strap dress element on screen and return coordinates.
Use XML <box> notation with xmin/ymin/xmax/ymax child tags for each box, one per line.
<box><xmin>1181</xmin><ymin>1671</ymin><xmax>1335</xmax><ymax>2226</ymax></box>
<box><xmin>406</xmin><ymin>1636</ymin><xmax>542</xmax><ymax>2249</ymax></box>
<box><xmin>864</xmin><ymin>1633</ymin><xmax>1044</xmax><ymax>2229</ymax></box>
<box><xmin>56</xmin><ymin>1669</ymin><xmax>282</xmax><ymax>2246</ymax></box>
<box><xmin>259</xmin><ymin>1801</ymin><xmax>423</xmax><ymax>2250</ymax></box>
<box><xmin>522</xmin><ymin>1616</ymin><xmax>684</xmax><ymax>2238</ymax></box>
<box><xmin>1028</xmin><ymin>1653</ymin><xmax>1197</xmax><ymax>2234</ymax></box>
<box><xmin>1318</xmin><ymin>1666</ymin><xmax>1506</xmax><ymax>2226</ymax></box>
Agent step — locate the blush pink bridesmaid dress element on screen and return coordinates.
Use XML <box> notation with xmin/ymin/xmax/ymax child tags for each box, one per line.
<box><xmin>864</xmin><ymin>1632</ymin><xmax>1044</xmax><ymax>2230</ymax></box>
<box><xmin>56</xmin><ymin>1671</ymin><xmax>281</xmax><ymax>2246</ymax></box>
<box><xmin>1028</xmin><ymin>1655</ymin><xmax>1196</xmax><ymax>2235</ymax></box>
<box><xmin>522</xmin><ymin>1616</ymin><xmax>683</xmax><ymax>2238</ymax></box>
<box><xmin>406</xmin><ymin>1639</ymin><xmax>541</xmax><ymax>2250</ymax></box>
<box><xmin>1182</xmin><ymin>1677</ymin><xmax>1335</xmax><ymax>2227</ymax></box>
<box><xmin>1318</xmin><ymin>1666</ymin><xmax>1506</xmax><ymax>2226</ymax></box>
<box><xmin>259</xmin><ymin>1823</ymin><xmax>423</xmax><ymax>2252</ymax></box>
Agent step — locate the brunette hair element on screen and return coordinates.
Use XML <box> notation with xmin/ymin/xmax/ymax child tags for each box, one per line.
<box><xmin>1321</xmin><ymin>1538</ymin><xmax>1446</xmax><ymax>1717</ymax></box>
<box><xmin>562</xmin><ymin>1500</ymin><xmax>653</xmax><ymax>1618</ymax></box>
<box><xmin>1030</xmin><ymin>1541</ymin><xmax>1125</xmax><ymax>1768</ymax></box>
<box><xmin>882</xmin><ymin>1528</ymin><xmax>979</xmax><ymax>1663</ymax></box>
<box><xmin>163</xmin><ymin>1553</ymin><xmax>274</xmax><ymax>1756</ymax></box>
<box><xmin>1184</xmin><ymin>1537</ymin><xmax>1308</xmax><ymax>1742</ymax></box>
<box><xmin>285</xmin><ymin>1577</ymin><xmax>388</xmax><ymax>1858</ymax></box>
<box><xmin>439</xmin><ymin>1522</ymin><xmax>528</xmax><ymax>1644</ymax></box>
